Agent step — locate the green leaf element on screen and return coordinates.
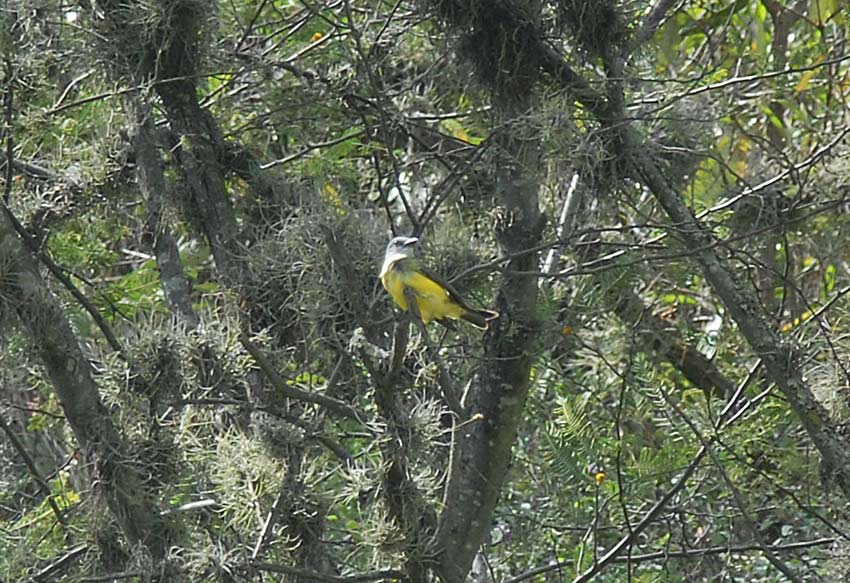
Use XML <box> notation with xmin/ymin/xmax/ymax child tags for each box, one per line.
<box><xmin>824</xmin><ymin>263</ymin><xmax>836</xmax><ymax>294</ymax></box>
<box><xmin>810</xmin><ymin>0</ymin><xmax>841</xmax><ymax>24</ymax></box>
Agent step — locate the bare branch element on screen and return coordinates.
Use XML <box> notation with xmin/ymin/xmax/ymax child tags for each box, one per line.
<box><xmin>544</xmin><ymin>173</ymin><xmax>581</xmax><ymax>275</ymax></box>
<box><xmin>241</xmin><ymin>335</ymin><xmax>368</xmax><ymax>422</ymax></box>
<box><xmin>32</xmin><ymin>544</ymin><xmax>88</xmax><ymax>581</ymax></box>
<box><xmin>260</xmin><ymin>130</ymin><xmax>367</xmax><ymax>169</ymax></box>
<box><xmin>251</xmin><ymin>563</ymin><xmax>404</xmax><ymax>583</ymax></box>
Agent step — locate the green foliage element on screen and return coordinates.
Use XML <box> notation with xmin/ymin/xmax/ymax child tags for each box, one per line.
<box><xmin>98</xmin><ymin>259</ymin><xmax>167</xmax><ymax>319</ymax></box>
<box><xmin>0</xmin><ymin>473</ymin><xmax>82</xmax><ymax>580</ymax></box>
<box><xmin>47</xmin><ymin>217</ymin><xmax>124</xmax><ymax>275</ymax></box>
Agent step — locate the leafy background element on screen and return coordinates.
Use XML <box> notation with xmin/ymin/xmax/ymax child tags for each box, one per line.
<box><xmin>1</xmin><ymin>1</ymin><xmax>849</xmax><ymax>582</ymax></box>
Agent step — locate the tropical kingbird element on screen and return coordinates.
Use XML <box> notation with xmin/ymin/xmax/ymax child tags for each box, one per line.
<box><xmin>380</xmin><ymin>236</ymin><xmax>498</xmax><ymax>329</ymax></box>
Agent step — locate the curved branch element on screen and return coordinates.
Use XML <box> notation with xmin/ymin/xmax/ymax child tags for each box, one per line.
<box><xmin>241</xmin><ymin>335</ymin><xmax>368</xmax><ymax>422</ymax></box>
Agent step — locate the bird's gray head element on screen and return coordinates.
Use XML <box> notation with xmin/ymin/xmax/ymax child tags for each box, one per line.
<box><xmin>384</xmin><ymin>236</ymin><xmax>419</xmax><ymax>260</ymax></box>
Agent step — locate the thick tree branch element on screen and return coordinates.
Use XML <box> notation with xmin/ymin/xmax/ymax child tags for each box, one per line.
<box><xmin>32</xmin><ymin>544</ymin><xmax>88</xmax><ymax>582</ymax></box>
<box><xmin>431</xmin><ymin>63</ymin><xmax>542</xmax><ymax>583</ymax></box>
<box><xmin>97</xmin><ymin>2</ymin><xmax>244</xmax><ymax>284</ymax></box>
<box><xmin>525</xmin><ymin>3</ymin><xmax>850</xmax><ymax>499</ymax></box>
<box><xmin>432</xmin><ymin>143</ymin><xmax>541</xmax><ymax>583</ymax></box>
<box><xmin>419</xmin><ymin>4</ymin><xmax>560</xmax><ymax>581</ymax></box>
<box><xmin>374</xmin><ymin>300</ymin><xmax>437</xmax><ymax>583</ymax></box>
<box><xmin>3</xmin><ymin>54</ymin><xmax>14</xmax><ymax>204</ymax></box>
<box><xmin>420</xmin><ymin>5</ymin><xmax>850</xmax><ymax>580</ymax></box>
<box><xmin>129</xmin><ymin>95</ymin><xmax>199</xmax><ymax>328</ymax></box>
<box><xmin>0</xmin><ymin>149</ymin><xmax>55</xmax><ymax>181</ymax></box>
<box><xmin>157</xmin><ymin>78</ymin><xmax>243</xmax><ymax>281</ymax></box>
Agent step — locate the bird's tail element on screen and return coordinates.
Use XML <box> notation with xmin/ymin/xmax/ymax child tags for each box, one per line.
<box><xmin>461</xmin><ymin>308</ymin><xmax>500</xmax><ymax>330</ymax></box>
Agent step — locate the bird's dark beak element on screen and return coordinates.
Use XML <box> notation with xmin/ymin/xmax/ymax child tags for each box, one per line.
<box><xmin>404</xmin><ymin>237</ymin><xmax>419</xmax><ymax>247</ymax></box>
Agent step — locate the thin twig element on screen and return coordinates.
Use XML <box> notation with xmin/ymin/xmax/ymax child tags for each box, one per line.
<box><xmin>234</xmin><ymin>0</ymin><xmax>270</xmax><ymax>52</ymax></box>
<box><xmin>49</xmin><ymin>71</ymin><xmax>94</xmax><ymax>112</ymax></box>
<box><xmin>241</xmin><ymin>334</ymin><xmax>368</xmax><ymax>422</ymax></box>
<box><xmin>260</xmin><ymin>129</ymin><xmax>367</xmax><ymax>169</ymax></box>
<box><xmin>342</xmin><ymin>0</ymin><xmax>418</xmax><ymax>231</ymax></box>
<box><xmin>251</xmin><ymin>562</ymin><xmax>404</xmax><ymax>582</ymax></box>
<box><xmin>0</xmin><ymin>413</ymin><xmax>67</xmax><ymax>527</ymax></box>
<box><xmin>500</xmin><ymin>538</ymin><xmax>835</xmax><ymax>583</ymax></box>
<box><xmin>252</xmin><ymin>487</ymin><xmax>286</xmax><ymax>560</ymax></box>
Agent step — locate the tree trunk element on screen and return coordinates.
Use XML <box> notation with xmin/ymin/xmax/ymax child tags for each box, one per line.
<box><xmin>429</xmin><ymin>3</ymin><xmax>543</xmax><ymax>578</ymax></box>
<box><xmin>0</xmin><ymin>208</ymin><xmax>171</xmax><ymax>559</ymax></box>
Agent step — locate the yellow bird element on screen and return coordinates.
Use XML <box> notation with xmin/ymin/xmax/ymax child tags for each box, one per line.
<box><xmin>380</xmin><ymin>236</ymin><xmax>498</xmax><ymax>329</ymax></box>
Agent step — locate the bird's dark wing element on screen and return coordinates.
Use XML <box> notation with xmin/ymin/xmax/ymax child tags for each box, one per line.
<box><xmin>417</xmin><ymin>263</ymin><xmax>480</xmax><ymax>313</ymax></box>
<box><xmin>418</xmin><ymin>262</ymin><xmax>498</xmax><ymax>329</ymax></box>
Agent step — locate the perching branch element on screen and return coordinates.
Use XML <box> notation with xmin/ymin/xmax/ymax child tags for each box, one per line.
<box><xmin>374</xmin><ymin>297</ymin><xmax>438</xmax><ymax>583</ymax></box>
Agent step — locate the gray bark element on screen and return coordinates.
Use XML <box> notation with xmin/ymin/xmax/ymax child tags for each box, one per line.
<box><xmin>156</xmin><ymin>79</ymin><xmax>243</xmax><ymax>283</ymax></box>
<box><xmin>424</xmin><ymin>3</ymin><xmax>543</xmax><ymax>580</ymax></box>
<box><xmin>130</xmin><ymin>96</ymin><xmax>199</xmax><ymax>328</ymax></box>
<box><xmin>433</xmin><ymin>91</ymin><xmax>542</xmax><ymax>583</ymax></box>
<box><xmin>422</xmin><ymin>5</ymin><xmax>850</xmax><ymax>582</ymax></box>
<box><xmin>531</xmin><ymin>0</ymin><xmax>850</xmax><ymax>501</ymax></box>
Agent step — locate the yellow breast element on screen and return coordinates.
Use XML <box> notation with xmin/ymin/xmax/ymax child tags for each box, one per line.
<box><xmin>381</xmin><ymin>261</ymin><xmax>464</xmax><ymax>324</ymax></box>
